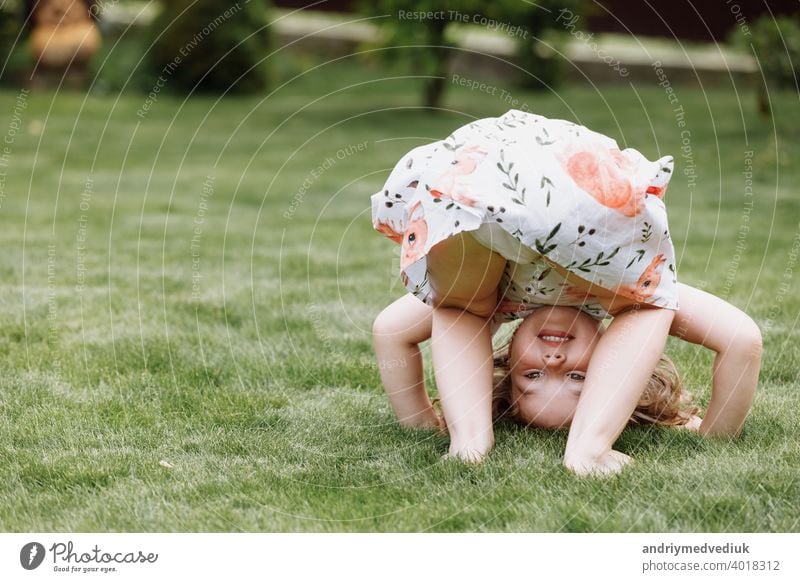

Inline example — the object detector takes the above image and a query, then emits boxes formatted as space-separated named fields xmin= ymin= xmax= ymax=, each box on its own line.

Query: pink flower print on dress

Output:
xmin=374 ymin=218 xmax=404 ymax=244
xmin=429 ymin=144 xmax=488 ymax=208
xmin=562 ymin=147 xmax=647 ymax=217
xmin=400 ymin=201 xmax=429 ymax=270
xmin=559 ymin=283 xmax=598 ymax=303
xmin=644 ymin=158 xmax=672 ymax=198
xmin=617 ymin=254 xmax=666 ymax=302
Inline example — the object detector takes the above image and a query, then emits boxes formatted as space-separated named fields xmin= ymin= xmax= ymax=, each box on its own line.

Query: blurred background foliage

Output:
xmin=0 ymin=1 xmax=797 ymax=111
xmin=731 ymin=13 xmax=800 ymax=115
xmin=357 ymin=0 xmax=585 ymax=108
xmin=1 ymin=0 xmax=273 ymax=95
xmin=147 ymin=0 xmax=271 ymax=95
xmin=0 ymin=0 xmax=28 ymax=83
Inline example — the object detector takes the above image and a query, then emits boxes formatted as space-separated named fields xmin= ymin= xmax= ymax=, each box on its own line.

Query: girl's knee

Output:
xmin=430 ymin=292 xmax=498 ymax=319
xmin=372 ymin=296 xmax=426 ymax=341
xmin=372 ymin=305 xmax=402 ymax=339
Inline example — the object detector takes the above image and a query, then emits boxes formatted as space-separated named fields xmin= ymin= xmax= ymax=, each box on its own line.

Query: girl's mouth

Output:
xmin=537 ymin=330 xmax=573 ymax=344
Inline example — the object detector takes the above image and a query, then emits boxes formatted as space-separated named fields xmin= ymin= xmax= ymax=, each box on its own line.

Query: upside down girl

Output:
xmin=370 ymin=110 xmax=761 ymax=476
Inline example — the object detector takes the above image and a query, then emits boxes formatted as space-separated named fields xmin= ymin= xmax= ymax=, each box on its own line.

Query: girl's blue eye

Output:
xmin=525 ymin=370 xmax=543 ymax=380
xmin=567 ymin=372 xmax=586 ymax=381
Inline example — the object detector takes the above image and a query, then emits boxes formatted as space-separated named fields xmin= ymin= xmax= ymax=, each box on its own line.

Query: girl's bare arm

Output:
xmin=669 ymin=283 xmax=762 ymax=437
xmin=372 ymin=294 xmax=439 ymax=428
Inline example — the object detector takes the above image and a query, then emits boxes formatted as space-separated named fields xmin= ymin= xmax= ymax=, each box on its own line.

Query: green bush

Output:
xmin=0 ymin=0 xmax=28 ymax=86
xmin=730 ymin=13 xmax=800 ymax=115
xmin=146 ymin=0 xmax=271 ymax=95
xmin=747 ymin=14 xmax=800 ymax=90
xmin=90 ymin=33 xmax=152 ymax=95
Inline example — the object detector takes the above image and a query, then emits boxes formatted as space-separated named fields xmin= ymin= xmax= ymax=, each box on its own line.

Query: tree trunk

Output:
xmin=424 ymin=71 xmax=447 ymax=110
xmin=423 ymin=18 xmax=448 ymax=110
xmin=757 ymin=82 xmax=771 ymax=118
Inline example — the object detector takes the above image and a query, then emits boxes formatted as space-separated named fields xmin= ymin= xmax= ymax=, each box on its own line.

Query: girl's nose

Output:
xmin=542 ymin=352 xmax=565 ymax=367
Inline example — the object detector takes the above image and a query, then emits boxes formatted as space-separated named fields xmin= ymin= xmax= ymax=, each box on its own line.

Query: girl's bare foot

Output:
xmin=442 ymin=436 xmax=494 ymax=463
xmin=564 ymin=449 xmax=631 ymax=477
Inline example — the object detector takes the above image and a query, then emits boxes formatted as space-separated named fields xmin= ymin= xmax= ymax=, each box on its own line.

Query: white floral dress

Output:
xmin=370 ymin=109 xmax=678 ymax=326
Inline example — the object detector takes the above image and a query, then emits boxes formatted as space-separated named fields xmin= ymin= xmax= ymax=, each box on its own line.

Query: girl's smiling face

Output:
xmin=508 ymin=307 xmax=604 ymax=428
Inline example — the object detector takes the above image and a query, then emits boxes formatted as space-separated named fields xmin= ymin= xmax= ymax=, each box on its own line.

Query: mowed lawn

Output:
xmin=0 ymin=59 xmax=798 ymax=532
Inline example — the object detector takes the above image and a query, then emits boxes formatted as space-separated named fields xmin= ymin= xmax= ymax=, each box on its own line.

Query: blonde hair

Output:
xmin=491 ymin=328 xmax=700 ymax=428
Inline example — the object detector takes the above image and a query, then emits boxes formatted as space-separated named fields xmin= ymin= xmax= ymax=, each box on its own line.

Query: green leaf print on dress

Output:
xmin=540 ymin=175 xmax=554 ymax=207
xmin=497 ymin=149 xmax=527 ymax=205
xmin=534 ymin=222 xmax=561 ymax=256
xmin=567 ymin=247 xmax=621 ymax=273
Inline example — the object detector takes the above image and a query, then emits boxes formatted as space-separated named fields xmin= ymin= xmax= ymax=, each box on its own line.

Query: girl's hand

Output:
xmin=563 ymin=449 xmax=631 ymax=477
xmin=675 ymin=415 xmax=703 ymax=432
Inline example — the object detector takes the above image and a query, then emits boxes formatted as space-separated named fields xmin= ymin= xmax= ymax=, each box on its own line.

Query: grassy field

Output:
xmin=0 ymin=57 xmax=798 ymax=532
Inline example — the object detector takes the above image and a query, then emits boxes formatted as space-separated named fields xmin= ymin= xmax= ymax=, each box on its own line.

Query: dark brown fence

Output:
xmin=584 ymin=0 xmax=799 ymax=42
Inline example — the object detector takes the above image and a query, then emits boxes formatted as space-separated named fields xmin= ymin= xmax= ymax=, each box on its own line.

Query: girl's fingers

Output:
xmin=675 ymin=415 xmax=703 ymax=432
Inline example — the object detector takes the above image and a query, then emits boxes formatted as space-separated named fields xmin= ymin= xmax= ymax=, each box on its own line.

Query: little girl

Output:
xmin=374 ymin=296 xmax=702 ymax=430
xmin=370 ymin=110 xmax=762 ymax=475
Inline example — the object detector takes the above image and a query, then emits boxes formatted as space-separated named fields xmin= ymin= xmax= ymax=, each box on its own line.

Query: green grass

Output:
xmin=0 ymin=55 xmax=798 ymax=532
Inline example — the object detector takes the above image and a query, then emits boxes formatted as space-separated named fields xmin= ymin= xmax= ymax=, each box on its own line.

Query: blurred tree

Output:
xmin=736 ymin=14 xmax=800 ymax=117
xmin=358 ymin=0 xmax=586 ymax=109
xmin=147 ymin=0 xmax=271 ymax=95
xmin=0 ymin=0 xmax=26 ymax=85
xmin=356 ymin=0 xmax=478 ymax=110
xmin=488 ymin=0 xmax=584 ymax=90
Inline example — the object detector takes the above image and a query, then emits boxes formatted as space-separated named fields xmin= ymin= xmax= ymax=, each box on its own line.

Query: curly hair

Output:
xmin=491 ymin=329 xmax=700 ymax=428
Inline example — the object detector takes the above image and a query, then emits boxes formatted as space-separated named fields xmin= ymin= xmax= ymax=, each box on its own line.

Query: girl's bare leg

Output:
xmin=564 ymin=305 xmax=676 ymax=476
xmin=426 ymin=232 xmax=507 ymax=462
xmin=372 ymin=294 xmax=439 ymax=428
xmin=431 ymin=308 xmax=496 ymax=461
